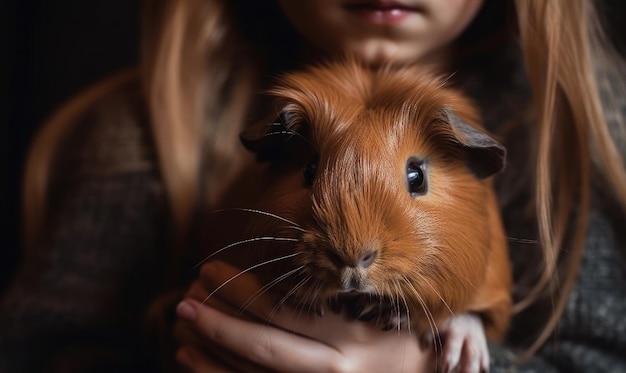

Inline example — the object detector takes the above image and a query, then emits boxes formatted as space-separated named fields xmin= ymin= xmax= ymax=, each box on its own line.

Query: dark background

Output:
xmin=4 ymin=1 xmax=141 ymax=291
xmin=4 ymin=1 xmax=626 ymax=293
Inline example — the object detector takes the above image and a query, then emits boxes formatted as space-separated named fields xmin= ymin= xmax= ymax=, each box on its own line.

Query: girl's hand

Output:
xmin=173 ymin=261 xmax=433 ymax=373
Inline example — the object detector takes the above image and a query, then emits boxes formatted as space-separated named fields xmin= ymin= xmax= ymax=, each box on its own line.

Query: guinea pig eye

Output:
xmin=304 ymin=157 xmax=319 ymax=186
xmin=406 ymin=158 xmax=427 ymax=196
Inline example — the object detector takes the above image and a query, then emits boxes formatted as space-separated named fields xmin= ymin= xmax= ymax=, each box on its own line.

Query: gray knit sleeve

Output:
xmin=488 ymin=211 xmax=626 ymax=372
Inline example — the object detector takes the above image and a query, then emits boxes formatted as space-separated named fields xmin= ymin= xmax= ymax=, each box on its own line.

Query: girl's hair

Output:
xmin=514 ymin=0 xmax=626 ymax=354
xmin=141 ymin=0 xmax=300 ymax=239
xmin=22 ymin=0 xmax=626 ymax=356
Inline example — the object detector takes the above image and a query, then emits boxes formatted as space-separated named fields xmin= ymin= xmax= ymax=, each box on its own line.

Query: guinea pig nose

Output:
xmin=326 ymin=249 xmax=378 ymax=268
xmin=357 ymin=250 xmax=378 ymax=268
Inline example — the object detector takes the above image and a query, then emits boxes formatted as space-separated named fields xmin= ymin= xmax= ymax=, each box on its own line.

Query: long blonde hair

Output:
xmin=23 ymin=0 xmax=626 ymax=355
xmin=514 ymin=0 xmax=626 ymax=354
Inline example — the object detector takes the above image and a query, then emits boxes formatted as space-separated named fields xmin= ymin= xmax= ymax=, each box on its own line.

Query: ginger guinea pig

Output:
xmin=203 ymin=61 xmax=512 ymax=372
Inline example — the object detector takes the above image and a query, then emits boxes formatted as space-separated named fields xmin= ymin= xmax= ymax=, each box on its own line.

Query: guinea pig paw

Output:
xmin=438 ymin=313 xmax=489 ymax=373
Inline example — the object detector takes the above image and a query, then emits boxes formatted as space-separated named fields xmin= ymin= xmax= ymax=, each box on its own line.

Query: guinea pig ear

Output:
xmin=240 ymin=111 xmax=298 ymax=161
xmin=445 ymin=110 xmax=507 ymax=179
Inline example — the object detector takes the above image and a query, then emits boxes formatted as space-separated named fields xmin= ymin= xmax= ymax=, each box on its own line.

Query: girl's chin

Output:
xmin=338 ymin=40 xmax=451 ymax=68
xmin=343 ymin=42 xmax=429 ymax=66
xmin=306 ymin=37 xmax=447 ymax=68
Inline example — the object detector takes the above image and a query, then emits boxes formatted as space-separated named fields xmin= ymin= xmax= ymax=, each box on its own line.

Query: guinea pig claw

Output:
xmin=438 ymin=313 xmax=489 ymax=373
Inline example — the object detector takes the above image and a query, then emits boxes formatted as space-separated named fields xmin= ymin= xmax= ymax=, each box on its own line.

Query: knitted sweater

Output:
xmin=1 ymin=69 xmax=624 ymax=372
xmin=0 ymin=81 xmax=169 ymax=372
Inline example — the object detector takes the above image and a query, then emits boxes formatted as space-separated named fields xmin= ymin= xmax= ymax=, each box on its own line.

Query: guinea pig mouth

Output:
xmin=339 ymin=278 xmax=370 ymax=292
xmin=337 ymin=267 xmax=374 ymax=293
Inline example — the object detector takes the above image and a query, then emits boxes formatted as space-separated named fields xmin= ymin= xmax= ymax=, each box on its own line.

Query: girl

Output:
xmin=2 ymin=0 xmax=625 ymax=371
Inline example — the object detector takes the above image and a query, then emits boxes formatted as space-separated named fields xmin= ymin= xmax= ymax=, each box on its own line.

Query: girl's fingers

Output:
xmin=197 ymin=261 xmax=276 ymax=314
xmin=174 ymin=319 xmax=277 ymax=373
xmin=178 ymin=298 xmax=346 ymax=373
xmin=185 ymin=280 xmax=248 ymax=318
xmin=195 ymin=261 xmax=344 ymax=338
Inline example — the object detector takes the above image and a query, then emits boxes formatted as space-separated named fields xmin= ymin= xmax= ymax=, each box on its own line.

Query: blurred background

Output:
xmin=4 ymin=1 xmax=140 ymax=292
xmin=4 ymin=1 xmax=626 ymax=294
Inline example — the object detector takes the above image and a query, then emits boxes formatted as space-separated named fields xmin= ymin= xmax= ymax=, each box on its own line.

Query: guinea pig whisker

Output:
xmin=193 ymin=236 xmax=299 ymax=270
xmin=402 ymin=276 xmax=443 ymax=357
xmin=295 ymin=287 xmax=316 ymax=324
xmin=279 ymin=225 xmax=308 ymax=233
xmin=202 ymin=252 xmax=302 ymax=305
xmin=394 ymin=279 xmax=412 ymax=335
xmin=267 ymin=275 xmax=312 ymax=325
xmin=389 ymin=281 xmax=401 ymax=332
xmin=311 ymin=278 xmax=323 ymax=305
xmin=236 ymin=265 xmax=305 ymax=316
xmin=313 ymin=278 xmax=329 ymax=316
xmin=419 ymin=274 xmax=455 ymax=318
xmin=403 ymin=299 xmax=411 ymax=335
xmin=212 ymin=207 xmax=304 ymax=231
xmin=277 ymin=275 xmax=310 ymax=312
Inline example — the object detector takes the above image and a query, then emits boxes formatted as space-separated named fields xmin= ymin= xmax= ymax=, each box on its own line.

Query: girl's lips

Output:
xmin=344 ymin=1 xmax=423 ymax=25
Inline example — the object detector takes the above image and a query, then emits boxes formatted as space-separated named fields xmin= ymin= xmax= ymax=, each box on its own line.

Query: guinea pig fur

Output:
xmin=202 ymin=61 xmax=512 ymax=346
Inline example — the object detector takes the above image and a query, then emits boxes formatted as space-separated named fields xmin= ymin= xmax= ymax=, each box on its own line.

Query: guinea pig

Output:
xmin=200 ymin=61 xmax=512 ymax=372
